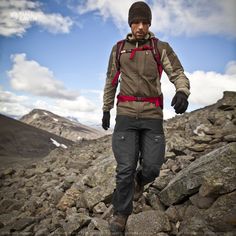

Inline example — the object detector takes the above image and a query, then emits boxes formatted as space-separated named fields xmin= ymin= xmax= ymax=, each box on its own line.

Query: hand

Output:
xmin=102 ymin=111 xmax=110 ymax=130
xmin=171 ymin=92 xmax=188 ymax=114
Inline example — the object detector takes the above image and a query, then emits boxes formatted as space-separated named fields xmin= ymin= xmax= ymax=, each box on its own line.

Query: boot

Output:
xmin=133 ymin=175 xmax=144 ymax=201
xmin=109 ymin=213 xmax=128 ymax=235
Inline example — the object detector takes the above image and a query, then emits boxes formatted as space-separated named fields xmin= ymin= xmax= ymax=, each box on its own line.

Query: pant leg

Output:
xmin=137 ymin=119 xmax=165 ymax=186
xmin=112 ymin=116 xmax=139 ymax=215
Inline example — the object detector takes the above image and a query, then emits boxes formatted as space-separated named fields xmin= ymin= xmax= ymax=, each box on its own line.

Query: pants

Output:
xmin=112 ymin=115 xmax=165 ymax=215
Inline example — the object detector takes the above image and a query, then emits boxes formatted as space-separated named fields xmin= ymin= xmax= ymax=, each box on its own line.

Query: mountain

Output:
xmin=20 ymin=109 xmax=107 ymax=142
xmin=0 ymin=114 xmax=73 ymax=167
xmin=0 ymin=91 xmax=235 ymax=235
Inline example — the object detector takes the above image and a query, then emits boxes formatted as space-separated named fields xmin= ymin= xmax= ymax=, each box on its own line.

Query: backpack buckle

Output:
xmin=136 ymin=97 xmax=143 ymax=101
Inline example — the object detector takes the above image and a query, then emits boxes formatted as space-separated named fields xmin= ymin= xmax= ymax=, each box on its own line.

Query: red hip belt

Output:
xmin=117 ymin=94 xmax=163 ymax=108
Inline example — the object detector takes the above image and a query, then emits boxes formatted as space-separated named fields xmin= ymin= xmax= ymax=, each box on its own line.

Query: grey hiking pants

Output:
xmin=112 ymin=115 xmax=165 ymax=215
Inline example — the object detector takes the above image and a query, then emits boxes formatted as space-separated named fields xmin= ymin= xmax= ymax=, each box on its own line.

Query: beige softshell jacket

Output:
xmin=103 ymin=32 xmax=190 ymax=119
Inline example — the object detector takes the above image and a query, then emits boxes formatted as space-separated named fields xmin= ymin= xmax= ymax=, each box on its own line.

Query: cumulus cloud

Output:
xmin=187 ymin=62 xmax=236 ymax=106
xmin=56 ymin=96 xmax=96 ymax=112
xmin=0 ymin=84 xmax=100 ymax=124
xmin=7 ymin=53 xmax=78 ymax=100
xmin=162 ymin=61 xmax=236 ymax=108
xmin=75 ymin=0 xmax=236 ymax=38
xmin=0 ymin=0 xmax=73 ymax=37
xmin=0 ymin=87 xmax=31 ymax=117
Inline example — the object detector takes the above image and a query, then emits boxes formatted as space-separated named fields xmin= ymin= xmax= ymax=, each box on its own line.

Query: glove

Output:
xmin=171 ymin=92 xmax=188 ymax=114
xmin=102 ymin=111 xmax=110 ymax=130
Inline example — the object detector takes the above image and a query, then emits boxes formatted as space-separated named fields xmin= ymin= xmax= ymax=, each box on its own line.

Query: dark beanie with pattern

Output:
xmin=128 ymin=1 xmax=152 ymax=26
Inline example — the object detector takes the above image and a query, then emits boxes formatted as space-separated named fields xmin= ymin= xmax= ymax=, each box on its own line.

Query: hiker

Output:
xmin=102 ymin=1 xmax=190 ymax=234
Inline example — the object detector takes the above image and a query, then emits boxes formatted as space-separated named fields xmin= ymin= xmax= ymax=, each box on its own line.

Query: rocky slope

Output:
xmin=0 ymin=114 xmax=73 ymax=167
xmin=0 ymin=91 xmax=235 ymax=235
xmin=20 ymin=109 xmax=107 ymax=142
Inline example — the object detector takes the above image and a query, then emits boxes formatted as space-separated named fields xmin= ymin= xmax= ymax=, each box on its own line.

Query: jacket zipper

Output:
xmin=135 ymin=41 xmax=140 ymax=119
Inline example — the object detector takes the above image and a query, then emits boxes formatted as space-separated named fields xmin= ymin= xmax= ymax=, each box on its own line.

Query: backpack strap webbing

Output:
xmin=112 ymin=39 xmax=126 ymax=87
xmin=150 ymin=37 xmax=163 ymax=78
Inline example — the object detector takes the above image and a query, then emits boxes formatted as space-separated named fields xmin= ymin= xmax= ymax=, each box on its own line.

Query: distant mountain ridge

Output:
xmin=0 ymin=114 xmax=73 ymax=166
xmin=20 ymin=109 xmax=106 ymax=142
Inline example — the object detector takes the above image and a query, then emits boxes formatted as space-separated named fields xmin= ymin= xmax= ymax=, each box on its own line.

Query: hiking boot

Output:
xmin=109 ymin=213 xmax=128 ymax=235
xmin=134 ymin=176 xmax=144 ymax=201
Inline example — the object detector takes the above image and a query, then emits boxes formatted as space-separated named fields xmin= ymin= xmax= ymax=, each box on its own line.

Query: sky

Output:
xmin=0 ymin=0 xmax=236 ymax=127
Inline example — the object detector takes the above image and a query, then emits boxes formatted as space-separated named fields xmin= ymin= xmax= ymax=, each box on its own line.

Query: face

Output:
xmin=131 ymin=21 xmax=150 ymax=40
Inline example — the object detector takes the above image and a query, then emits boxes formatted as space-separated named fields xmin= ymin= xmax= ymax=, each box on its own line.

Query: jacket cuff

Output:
xmin=176 ymin=88 xmax=190 ymax=97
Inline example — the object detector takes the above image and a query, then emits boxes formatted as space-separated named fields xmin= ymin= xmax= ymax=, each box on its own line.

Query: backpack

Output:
xmin=111 ymin=37 xmax=163 ymax=87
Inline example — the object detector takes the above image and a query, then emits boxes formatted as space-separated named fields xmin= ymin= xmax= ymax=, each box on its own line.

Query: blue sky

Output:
xmin=0 ymin=0 xmax=236 ymax=127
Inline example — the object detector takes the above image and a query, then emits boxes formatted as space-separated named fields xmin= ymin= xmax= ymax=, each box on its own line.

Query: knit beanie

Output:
xmin=128 ymin=1 xmax=152 ymax=26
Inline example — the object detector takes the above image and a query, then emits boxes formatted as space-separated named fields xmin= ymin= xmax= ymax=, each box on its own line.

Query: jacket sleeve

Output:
xmin=161 ymin=42 xmax=190 ymax=97
xmin=102 ymin=45 xmax=118 ymax=111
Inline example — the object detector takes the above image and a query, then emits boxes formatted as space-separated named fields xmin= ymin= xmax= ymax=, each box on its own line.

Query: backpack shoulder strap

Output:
xmin=115 ymin=39 xmax=126 ymax=71
xmin=111 ymin=39 xmax=126 ymax=87
xmin=150 ymin=37 xmax=163 ymax=79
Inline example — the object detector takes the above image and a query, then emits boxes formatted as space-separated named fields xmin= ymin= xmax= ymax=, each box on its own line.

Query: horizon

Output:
xmin=0 ymin=0 xmax=236 ymax=127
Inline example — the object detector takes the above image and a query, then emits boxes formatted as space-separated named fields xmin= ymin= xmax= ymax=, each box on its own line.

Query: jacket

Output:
xmin=103 ymin=32 xmax=190 ymax=119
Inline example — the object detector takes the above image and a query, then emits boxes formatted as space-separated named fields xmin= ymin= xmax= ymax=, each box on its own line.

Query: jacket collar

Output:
xmin=126 ymin=31 xmax=155 ymax=45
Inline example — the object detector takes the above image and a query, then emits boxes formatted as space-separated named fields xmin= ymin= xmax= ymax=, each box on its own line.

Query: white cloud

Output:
xmin=0 ymin=87 xmax=31 ymax=118
xmin=0 ymin=86 xmax=101 ymax=125
xmin=0 ymin=0 xmax=73 ymax=37
xmin=162 ymin=61 xmax=236 ymax=108
xmin=33 ymin=96 xmax=101 ymax=124
xmin=7 ymin=53 xmax=78 ymax=100
xmin=187 ymin=63 xmax=236 ymax=106
xmin=226 ymin=61 xmax=236 ymax=75
xmin=75 ymin=0 xmax=236 ymax=38
xmin=56 ymin=96 xmax=96 ymax=112
xmin=0 ymin=87 xmax=28 ymax=103
xmin=151 ymin=0 xmax=236 ymax=37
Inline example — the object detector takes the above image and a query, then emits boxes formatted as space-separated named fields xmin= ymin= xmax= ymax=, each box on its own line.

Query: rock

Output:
xmin=165 ymin=206 xmax=180 ymax=223
xmin=87 ymin=217 xmax=110 ymax=235
xmin=93 ymin=202 xmax=108 ymax=214
xmin=152 ymin=171 xmax=175 ymax=191
xmin=187 ymin=143 xmax=209 ymax=152
xmin=126 ymin=210 xmax=171 ymax=235
xmin=2 ymin=168 xmax=16 ymax=176
xmin=0 ymin=211 xmax=19 ymax=226
xmin=35 ymin=228 xmax=50 ymax=236
xmin=145 ymin=191 xmax=165 ymax=211
xmin=82 ymin=157 xmax=116 ymax=209
xmin=11 ymin=217 xmax=37 ymax=231
xmin=222 ymin=121 xmax=236 ymax=136
xmin=189 ymin=193 xmax=215 ymax=209
xmin=192 ymin=136 xmax=212 ymax=144
xmin=0 ymin=199 xmax=19 ymax=213
xmin=199 ymin=165 xmax=236 ymax=197
xmin=49 ymin=227 xmax=66 ymax=236
xmin=193 ymin=124 xmax=210 ymax=136
xmin=178 ymin=191 xmax=236 ymax=234
xmin=178 ymin=211 xmax=216 ymax=235
xmin=166 ymin=133 xmax=191 ymax=155
xmin=177 ymin=155 xmax=195 ymax=169
xmin=62 ymin=213 xmax=91 ymax=235
xmin=57 ymin=185 xmax=82 ymax=211
xmin=165 ymin=152 xmax=176 ymax=159
xmin=224 ymin=134 xmax=236 ymax=142
xmin=159 ymin=143 xmax=236 ymax=206
xmin=204 ymin=191 xmax=236 ymax=232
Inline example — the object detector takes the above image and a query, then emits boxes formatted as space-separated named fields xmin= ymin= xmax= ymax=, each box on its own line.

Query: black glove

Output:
xmin=102 ymin=111 xmax=110 ymax=130
xmin=171 ymin=92 xmax=188 ymax=114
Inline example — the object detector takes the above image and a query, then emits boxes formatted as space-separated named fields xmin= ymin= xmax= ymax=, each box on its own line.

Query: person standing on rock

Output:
xmin=102 ymin=1 xmax=190 ymax=234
